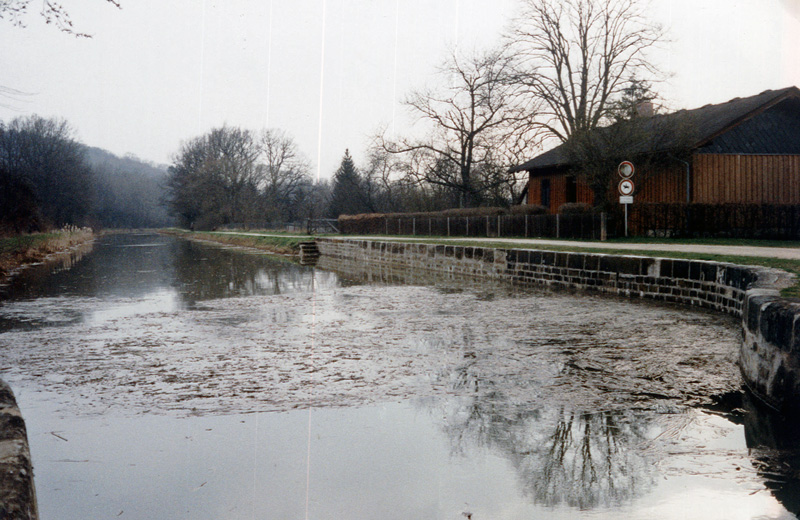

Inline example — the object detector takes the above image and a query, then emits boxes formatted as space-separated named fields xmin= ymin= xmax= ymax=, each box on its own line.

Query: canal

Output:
xmin=0 ymin=232 xmax=798 ymax=519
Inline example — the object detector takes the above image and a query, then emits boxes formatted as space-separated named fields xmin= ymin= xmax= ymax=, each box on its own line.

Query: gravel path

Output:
xmin=213 ymin=231 xmax=800 ymax=260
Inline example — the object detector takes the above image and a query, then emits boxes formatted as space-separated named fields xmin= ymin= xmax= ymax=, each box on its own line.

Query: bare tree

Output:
xmin=563 ymin=79 xmax=698 ymax=209
xmin=167 ymin=126 xmax=260 ymax=229
xmin=506 ymin=0 xmax=664 ymax=142
xmin=0 ymin=0 xmax=120 ymax=36
xmin=256 ymin=129 xmax=311 ymax=222
xmin=384 ymin=49 xmax=538 ymax=208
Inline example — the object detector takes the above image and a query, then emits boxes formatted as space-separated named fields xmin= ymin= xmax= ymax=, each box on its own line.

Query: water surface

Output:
xmin=1 ymin=232 xmax=798 ymax=519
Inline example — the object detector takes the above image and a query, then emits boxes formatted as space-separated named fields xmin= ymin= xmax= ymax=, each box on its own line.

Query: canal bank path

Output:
xmin=212 ymin=231 xmax=800 ymax=260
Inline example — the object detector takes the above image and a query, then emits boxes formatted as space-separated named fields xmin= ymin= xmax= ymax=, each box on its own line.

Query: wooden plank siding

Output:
xmin=527 ymin=175 xmax=593 ymax=212
xmin=635 ymin=164 xmax=685 ymax=203
xmin=692 ymin=154 xmax=800 ymax=203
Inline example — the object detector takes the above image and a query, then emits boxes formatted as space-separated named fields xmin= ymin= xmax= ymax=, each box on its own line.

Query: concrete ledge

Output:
xmin=0 ymin=380 xmax=37 ymax=519
xmin=318 ymin=237 xmax=800 ymax=411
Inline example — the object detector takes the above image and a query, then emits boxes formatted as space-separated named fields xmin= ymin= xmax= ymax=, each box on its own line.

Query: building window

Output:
xmin=566 ymin=175 xmax=577 ymax=203
xmin=541 ymin=178 xmax=550 ymax=209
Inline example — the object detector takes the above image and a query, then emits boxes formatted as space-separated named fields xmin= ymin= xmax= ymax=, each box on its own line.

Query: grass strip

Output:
xmin=160 ymin=229 xmax=307 ymax=255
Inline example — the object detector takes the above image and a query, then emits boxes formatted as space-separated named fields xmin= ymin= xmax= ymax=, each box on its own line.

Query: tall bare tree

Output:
xmin=167 ymin=126 xmax=260 ymax=229
xmin=383 ymin=49 xmax=538 ymax=208
xmin=256 ymin=129 xmax=311 ymax=222
xmin=506 ymin=0 xmax=663 ymax=142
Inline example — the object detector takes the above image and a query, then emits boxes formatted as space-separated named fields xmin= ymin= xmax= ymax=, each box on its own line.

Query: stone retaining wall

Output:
xmin=317 ymin=237 xmax=800 ymax=411
xmin=0 ymin=380 xmax=38 ymax=519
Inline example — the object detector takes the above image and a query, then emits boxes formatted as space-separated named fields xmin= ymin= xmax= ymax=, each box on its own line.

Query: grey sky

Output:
xmin=1 ymin=0 xmax=798 ymax=179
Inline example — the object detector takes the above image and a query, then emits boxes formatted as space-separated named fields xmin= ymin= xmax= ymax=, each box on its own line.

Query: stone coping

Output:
xmin=0 ymin=379 xmax=38 ymax=520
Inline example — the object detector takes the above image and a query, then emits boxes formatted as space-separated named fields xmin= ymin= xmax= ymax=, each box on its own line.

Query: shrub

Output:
xmin=509 ymin=204 xmax=548 ymax=215
xmin=558 ymin=203 xmax=591 ymax=214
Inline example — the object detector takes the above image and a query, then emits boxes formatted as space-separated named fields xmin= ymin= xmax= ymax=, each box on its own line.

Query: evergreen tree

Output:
xmin=328 ymin=149 xmax=368 ymax=218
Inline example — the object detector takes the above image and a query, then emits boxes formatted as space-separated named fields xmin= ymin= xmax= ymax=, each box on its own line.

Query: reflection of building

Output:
xmin=511 ymin=87 xmax=800 ymax=212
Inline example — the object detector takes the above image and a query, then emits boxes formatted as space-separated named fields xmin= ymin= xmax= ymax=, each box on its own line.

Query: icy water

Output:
xmin=1 ymin=233 xmax=799 ymax=520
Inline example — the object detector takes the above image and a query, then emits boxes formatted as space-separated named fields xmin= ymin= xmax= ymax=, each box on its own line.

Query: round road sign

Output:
xmin=618 ymin=179 xmax=635 ymax=196
xmin=618 ymin=161 xmax=635 ymax=178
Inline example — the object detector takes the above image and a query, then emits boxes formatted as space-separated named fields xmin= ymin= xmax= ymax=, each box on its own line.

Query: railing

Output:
xmin=341 ymin=213 xmax=608 ymax=240
xmin=307 ymin=219 xmax=340 ymax=234
xmin=217 ymin=222 xmax=307 ymax=232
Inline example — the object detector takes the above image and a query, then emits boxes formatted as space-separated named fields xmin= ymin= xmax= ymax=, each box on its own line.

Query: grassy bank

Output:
xmin=161 ymin=229 xmax=308 ymax=256
xmin=0 ymin=227 xmax=94 ymax=282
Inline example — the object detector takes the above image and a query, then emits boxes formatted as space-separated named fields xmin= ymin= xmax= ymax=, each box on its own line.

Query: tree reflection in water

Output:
xmin=170 ymin=238 xmax=336 ymax=306
xmin=431 ymin=385 xmax=654 ymax=509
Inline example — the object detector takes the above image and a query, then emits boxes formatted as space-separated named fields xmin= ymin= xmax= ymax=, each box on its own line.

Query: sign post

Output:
xmin=618 ymin=161 xmax=635 ymax=237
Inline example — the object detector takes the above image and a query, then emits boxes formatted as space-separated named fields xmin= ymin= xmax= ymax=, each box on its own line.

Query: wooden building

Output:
xmin=511 ymin=86 xmax=800 ymax=212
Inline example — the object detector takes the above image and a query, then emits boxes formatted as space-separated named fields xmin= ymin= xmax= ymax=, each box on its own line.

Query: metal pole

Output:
xmin=497 ymin=215 xmax=501 ymax=237
xmin=601 ymin=212 xmax=607 ymax=241
xmin=525 ymin=214 xmax=529 ymax=237
xmin=413 ymin=217 xmax=416 ymax=236
xmin=625 ymin=204 xmax=629 ymax=237
xmin=447 ymin=217 xmax=451 ymax=237
xmin=556 ymin=214 xmax=560 ymax=238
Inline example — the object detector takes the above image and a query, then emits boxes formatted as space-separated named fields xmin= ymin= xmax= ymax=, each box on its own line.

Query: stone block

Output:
xmin=671 ymin=260 xmax=690 ymax=279
xmin=761 ymin=300 xmax=800 ymax=350
xmin=746 ymin=295 xmax=777 ymax=334
xmin=659 ymin=259 xmax=673 ymax=278
xmin=568 ymin=254 xmax=585 ymax=270
xmin=598 ymin=256 xmax=617 ymax=273
xmin=584 ymin=255 xmax=600 ymax=271
xmin=725 ymin=266 xmax=744 ymax=289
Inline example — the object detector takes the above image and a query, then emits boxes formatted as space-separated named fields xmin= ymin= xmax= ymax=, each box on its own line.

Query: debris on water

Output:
xmin=50 ymin=431 xmax=68 ymax=442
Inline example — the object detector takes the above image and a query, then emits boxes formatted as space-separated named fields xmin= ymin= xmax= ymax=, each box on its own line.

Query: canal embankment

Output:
xmin=0 ymin=227 xmax=94 ymax=288
xmin=316 ymin=237 xmax=800 ymax=412
xmin=159 ymin=229 xmax=307 ymax=257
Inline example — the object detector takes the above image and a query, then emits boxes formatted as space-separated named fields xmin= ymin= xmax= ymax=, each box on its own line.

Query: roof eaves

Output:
xmin=693 ymin=86 xmax=800 ymax=149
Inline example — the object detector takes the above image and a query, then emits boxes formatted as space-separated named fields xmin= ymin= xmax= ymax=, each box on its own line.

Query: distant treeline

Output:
xmin=0 ymin=115 xmax=173 ymax=235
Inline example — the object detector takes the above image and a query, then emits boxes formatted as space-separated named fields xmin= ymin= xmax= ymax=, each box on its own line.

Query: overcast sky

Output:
xmin=1 ymin=0 xmax=799 ymax=179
